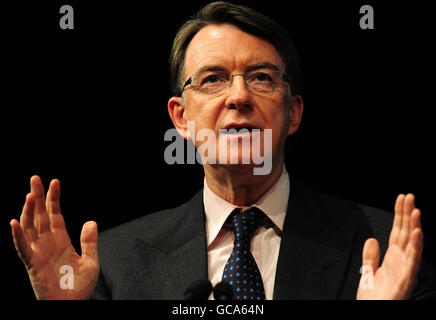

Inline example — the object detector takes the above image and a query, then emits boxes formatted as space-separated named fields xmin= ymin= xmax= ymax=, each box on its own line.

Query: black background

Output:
xmin=2 ymin=0 xmax=435 ymax=300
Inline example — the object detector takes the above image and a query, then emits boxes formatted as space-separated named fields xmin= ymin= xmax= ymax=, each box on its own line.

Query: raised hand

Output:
xmin=10 ymin=176 xmax=99 ymax=300
xmin=357 ymin=194 xmax=423 ymax=300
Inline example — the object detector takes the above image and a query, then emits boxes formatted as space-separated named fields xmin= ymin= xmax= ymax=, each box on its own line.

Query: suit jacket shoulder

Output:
xmin=273 ymin=181 xmax=436 ymax=299
xmin=315 ymin=187 xmax=436 ymax=299
xmin=92 ymin=190 xmax=208 ymax=299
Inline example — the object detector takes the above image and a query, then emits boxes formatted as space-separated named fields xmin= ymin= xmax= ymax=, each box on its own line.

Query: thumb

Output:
xmin=361 ymin=238 xmax=380 ymax=275
xmin=80 ymin=221 xmax=98 ymax=261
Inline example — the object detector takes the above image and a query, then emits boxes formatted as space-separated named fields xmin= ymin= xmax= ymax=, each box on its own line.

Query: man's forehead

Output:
xmin=184 ymin=24 xmax=284 ymax=74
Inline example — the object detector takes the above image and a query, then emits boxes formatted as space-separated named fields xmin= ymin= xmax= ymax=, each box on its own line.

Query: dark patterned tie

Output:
xmin=222 ymin=207 xmax=266 ymax=300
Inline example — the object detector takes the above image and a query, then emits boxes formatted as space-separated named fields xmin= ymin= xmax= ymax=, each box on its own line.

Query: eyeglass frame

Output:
xmin=181 ymin=68 xmax=290 ymax=96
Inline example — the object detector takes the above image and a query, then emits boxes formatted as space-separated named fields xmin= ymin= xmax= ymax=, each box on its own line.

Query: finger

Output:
xmin=20 ymin=193 xmax=38 ymax=242
xmin=398 ymin=193 xmax=415 ymax=249
xmin=46 ymin=179 xmax=61 ymax=214
xmin=389 ymin=194 xmax=405 ymax=245
xmin=361 ymin=238 xmax=380 ymax=275
xmin=409 ymin=208 xmax=421 ymax=232
xmin=404 ymin=208 xmax=422 ymax=259
xmin=405 ymin=228 xmax=423 ymax=286
xmin=30 ymin=175 xmax=50 ymax=235
xmin=10 ymin=219 xmax=33 ymax=269
xmin=46 ymin=179 xmax=66 ymax=230
xmin=80 ymin=221 xmax=99 ymax=262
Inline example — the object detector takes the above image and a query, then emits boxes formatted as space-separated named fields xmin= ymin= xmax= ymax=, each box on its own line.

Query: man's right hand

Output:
xmin=10 ymin=176 xmax=99 ymax=300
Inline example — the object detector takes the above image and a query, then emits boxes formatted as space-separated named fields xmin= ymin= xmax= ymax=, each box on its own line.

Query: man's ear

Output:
xmin=168 ymin=96 xmax=189 ymax=139
xmin=287 ymin=94 xmax=304 ymax=136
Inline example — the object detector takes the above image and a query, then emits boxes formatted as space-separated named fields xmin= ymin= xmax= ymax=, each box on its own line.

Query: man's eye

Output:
xmin=202 ymin=75 xmax=221 ymax=84
xmin=253 ymin=73 xmax=273 ymax=82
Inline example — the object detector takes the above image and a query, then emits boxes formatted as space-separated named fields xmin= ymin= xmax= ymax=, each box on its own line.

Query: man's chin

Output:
xmin=206 ymin=161 xmax=273 ymax=177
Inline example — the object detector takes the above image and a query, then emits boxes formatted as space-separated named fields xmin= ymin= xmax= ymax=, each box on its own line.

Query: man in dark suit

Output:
xmin=89 ymin=179 xmax=436 ymax=299
xmin=10 ymin=1 xmax=436 ymax=300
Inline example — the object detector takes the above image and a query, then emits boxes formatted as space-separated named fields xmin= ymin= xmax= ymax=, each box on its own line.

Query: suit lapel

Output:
xmin=133 ymin=190 xmax=208 ymax=299
xmin=273 ymin=181 xmax=357 ymax=299
xmin=164 ymin=223 xmax=208 ymax=296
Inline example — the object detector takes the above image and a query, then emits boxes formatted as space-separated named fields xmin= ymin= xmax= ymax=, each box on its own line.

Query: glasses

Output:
xmin=181 ymin=69 xmax=290 ymax=97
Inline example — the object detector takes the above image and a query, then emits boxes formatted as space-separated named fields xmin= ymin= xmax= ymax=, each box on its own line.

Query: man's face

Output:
xmin=170 ymin=23 xmax=303 ymax=173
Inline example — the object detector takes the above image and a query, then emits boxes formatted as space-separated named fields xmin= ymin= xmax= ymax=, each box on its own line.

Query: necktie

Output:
xmin=222 ymin=207 xmax=266 ymax=300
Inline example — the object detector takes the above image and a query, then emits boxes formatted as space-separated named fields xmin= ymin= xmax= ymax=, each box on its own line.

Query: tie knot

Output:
xmin=230 ymin=207 xmax=265 ymax=242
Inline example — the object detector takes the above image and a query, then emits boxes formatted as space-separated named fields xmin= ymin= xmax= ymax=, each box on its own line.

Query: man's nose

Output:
xmin=225 ymin=74 xmax=252 ymax=110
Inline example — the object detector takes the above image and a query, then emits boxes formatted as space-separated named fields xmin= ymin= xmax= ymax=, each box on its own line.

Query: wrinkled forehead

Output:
xmin=184 ymin=24 xmax=285 ymax=78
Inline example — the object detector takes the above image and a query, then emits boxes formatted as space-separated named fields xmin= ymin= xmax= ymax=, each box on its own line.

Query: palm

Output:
xmin=10 ymin=176 xmax=99 ymax=300
xmin=357 ymin=194 xmax=422 ymax=300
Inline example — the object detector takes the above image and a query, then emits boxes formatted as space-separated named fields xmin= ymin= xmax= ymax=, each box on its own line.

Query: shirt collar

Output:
xmin=203 ymin=165 xmax=290 ymax=247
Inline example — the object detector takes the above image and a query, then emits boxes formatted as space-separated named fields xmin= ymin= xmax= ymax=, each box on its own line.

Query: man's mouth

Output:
xmin=222 ymin=124 xmax=261 ymax=134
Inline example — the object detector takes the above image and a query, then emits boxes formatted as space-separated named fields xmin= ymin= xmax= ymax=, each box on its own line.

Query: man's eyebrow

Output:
xmin=194 ymin=64 xmax=227 ymax=76
xmin=193 ymin=62 xmax=281 ymax=76
xmin=246 ymin=62 xmax=280 ymax=73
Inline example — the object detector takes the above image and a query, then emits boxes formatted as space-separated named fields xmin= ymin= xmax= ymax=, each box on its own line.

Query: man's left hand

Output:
xmin=356 ymin=194 xmax=423 ymax=300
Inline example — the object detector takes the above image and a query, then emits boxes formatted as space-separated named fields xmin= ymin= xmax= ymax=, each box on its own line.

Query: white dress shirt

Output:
xmin=203 ymin=165 xmax=290 ymax=300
